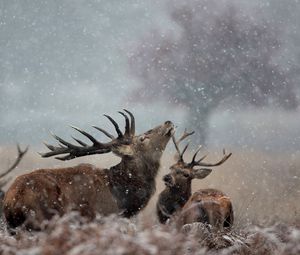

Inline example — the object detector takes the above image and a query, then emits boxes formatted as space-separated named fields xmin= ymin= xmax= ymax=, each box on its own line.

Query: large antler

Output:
xmin=0 ymin=144 xmax=29 ymax=179
xmin=40 ymin=109 xmax=135 ymax=161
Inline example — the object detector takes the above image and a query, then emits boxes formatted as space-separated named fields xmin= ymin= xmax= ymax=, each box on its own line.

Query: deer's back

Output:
xmin=3 ymin=163 xmax=119 ymax=229
xmin=178 ymin=189 xmax=234 ymax=229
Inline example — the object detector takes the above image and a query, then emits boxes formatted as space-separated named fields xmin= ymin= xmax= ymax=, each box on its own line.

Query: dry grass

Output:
xmin=0 ymin=212 xmax=299 ymax=255
xmin=0 ymin=145 xmax=299 ymax=254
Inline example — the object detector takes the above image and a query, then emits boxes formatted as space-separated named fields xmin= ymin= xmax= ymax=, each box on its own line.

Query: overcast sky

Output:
xmin=1 ymin=0 xmax=300 ymax=152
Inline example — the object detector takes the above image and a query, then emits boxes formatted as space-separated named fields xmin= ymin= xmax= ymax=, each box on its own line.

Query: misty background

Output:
xmin=1 ymin=0 xmax=300 ymax=153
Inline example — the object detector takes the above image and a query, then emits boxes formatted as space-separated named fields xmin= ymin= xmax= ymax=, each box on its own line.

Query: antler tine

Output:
xmin=196 ymin=154 xmax=208 ymax=163
xmin=0 ymin=144 xmax=29 ymax=179
xmin=123 ymin=109 xmax=135 ymax=136
xmin=43 ymin=142 xmax=55 ymax=151
xmin=92 ymin=126 xmax=115 ymax=140
xmin=191 ymin=145 xmax=203 ymax=163
xmin=51 ymin=132 xmax=79 ymax=149
xmin=177 ymin=129 xmax=195 ymax=143
xmin=191 ymin=149 xmax=232 ymax=167
xmin=104 ymin=114 xmax=123 ymax=138
xmin=70 ymin=126 xmax=100 ymax=145
xmin=118 ymin=111 xmax=130 ymax=136
xmin=180 ymin=143 xmax=189 ymax=161
xmin=172 ymin=129 xmax=194 ymax=162
xmin=172 ymin=135 xmax=181 ymax=160
xmin=55 ymin=155 xmax=77 ymax=161
xmin=71 ymin=136 xmax=88 ymax=147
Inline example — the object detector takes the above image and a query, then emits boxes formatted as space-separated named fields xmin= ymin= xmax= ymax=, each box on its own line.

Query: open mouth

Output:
xmin=164 ymin=126 xmax=175 ymax=137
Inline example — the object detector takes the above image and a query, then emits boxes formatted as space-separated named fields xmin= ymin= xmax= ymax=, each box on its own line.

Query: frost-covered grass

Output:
xmin=1 ymin=146 xmax=299 ymax=225
xmin=0 ymin=212 xmax=299 ymax=255
xmin=0 ymin=146 xmax=299 ymax=254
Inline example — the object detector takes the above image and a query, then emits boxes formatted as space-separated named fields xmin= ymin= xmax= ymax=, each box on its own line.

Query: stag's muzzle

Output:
xmin=163 ymin=121 xmax=175 ymax=137
xmin=163 ymin=174 xmax=174 ymax=187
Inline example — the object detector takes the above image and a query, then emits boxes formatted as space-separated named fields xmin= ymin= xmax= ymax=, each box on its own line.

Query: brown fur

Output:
xmin=157 ymin=136 xmax=233 ymax=230
xmin=177 ymin=189 xmax=234 ymax=229
xmin=4 ymin=164 xmax=118 ymax=230
xmin=3 ymin=120 xmax=174 ymax=230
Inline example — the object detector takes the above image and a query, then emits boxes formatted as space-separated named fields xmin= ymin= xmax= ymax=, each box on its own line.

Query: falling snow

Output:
xmin=0 ymin=0 xmax=300 ymax=254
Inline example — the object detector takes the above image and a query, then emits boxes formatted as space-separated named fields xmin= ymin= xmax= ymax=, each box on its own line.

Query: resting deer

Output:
xmin=157 ymin=130 xmax=233 ymax=230
xmin=0 ymin=145 xmax=28 ymax=207
xmin=3 ymin=110 xmax=174 ymax=230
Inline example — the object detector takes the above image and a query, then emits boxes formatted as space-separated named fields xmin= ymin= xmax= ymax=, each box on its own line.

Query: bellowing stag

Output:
xmin=3 ymin=110 xmax=174 ymax=230
xmin=157 ymin=130 xmax=233 ymax=230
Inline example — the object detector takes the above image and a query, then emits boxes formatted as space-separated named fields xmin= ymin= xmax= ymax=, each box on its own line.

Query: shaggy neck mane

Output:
xmin=119 ymin=154 xmax=161 ymax=179
xmin=105 ymin=155 xmax=161 ymax=217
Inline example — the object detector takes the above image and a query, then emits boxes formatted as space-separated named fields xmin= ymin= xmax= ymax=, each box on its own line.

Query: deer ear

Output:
xmin=113 ymin=145 xmax=134 ymax=157
xmin=192 ymin=168 xmax=212 ymax=179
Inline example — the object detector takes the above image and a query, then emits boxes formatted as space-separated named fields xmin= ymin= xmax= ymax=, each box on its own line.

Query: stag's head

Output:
xmin=130 ymin=120 xmax=174 ymax=161
xmin=41 ymin=110 xmax=174 ymax=163
xmin=163 ymin=130 xmax=232 ymax=191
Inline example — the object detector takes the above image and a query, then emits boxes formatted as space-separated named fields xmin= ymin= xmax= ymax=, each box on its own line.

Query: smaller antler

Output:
xmin=172 ymin=129 xmax=195 ymax=162
xmin=189 ymin=148 xmax=232 ymax=168
xmin=0 ymin=144 xmax=29 ymax=179
xmin=172 ymin=130 xmax=232 ymax=168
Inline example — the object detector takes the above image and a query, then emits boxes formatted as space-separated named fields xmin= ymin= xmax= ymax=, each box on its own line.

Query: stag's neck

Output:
xmin=117 ymin=156 xmax=160 ymax=180
xmin=170 ymin=185 xmax=192 ymax=206
xmin=157 ymin=185 xmax=191 ymax=224
xmin=106 ymin=156 xmax=161 ymax=217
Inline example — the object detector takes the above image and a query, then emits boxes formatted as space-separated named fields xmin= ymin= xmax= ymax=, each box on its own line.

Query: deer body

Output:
xmin=3 ymin=110 xmax=174 ymax=230
xmin=4 ymin=164 xmax=116 ymax=229
xmin=177 ymin=189 xmax=234 ymax=229
xmin=157 ymin=130 xmax=233 ymax=230
xmin=158 ymin=185 xmax=233 ymax=229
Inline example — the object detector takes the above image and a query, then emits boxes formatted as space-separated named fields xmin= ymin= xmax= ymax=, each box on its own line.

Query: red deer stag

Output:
xmin=157 ymin=130 xmax=233 ymax=230
xmin=4 ymin=110 xmax=174 ymax=230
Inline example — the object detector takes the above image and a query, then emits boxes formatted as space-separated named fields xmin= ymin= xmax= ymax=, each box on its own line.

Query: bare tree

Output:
xmin=129 ymin=0 xmax=298 ymax=144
